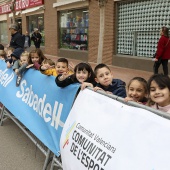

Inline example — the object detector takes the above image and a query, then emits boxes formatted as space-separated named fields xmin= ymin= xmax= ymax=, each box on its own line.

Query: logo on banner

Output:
xmin=64 ymin=122 xmax=117 ymax=169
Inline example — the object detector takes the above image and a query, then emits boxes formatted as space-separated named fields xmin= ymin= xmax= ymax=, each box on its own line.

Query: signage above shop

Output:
xmin=0 ymin=0 xmax=44 ymax=14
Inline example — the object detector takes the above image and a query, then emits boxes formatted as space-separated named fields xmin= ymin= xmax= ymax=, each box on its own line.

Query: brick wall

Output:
xmin=88 ymin=0 xmax=114 ymax=65
xmin=44 ymin=0 xmax=58 ymax=57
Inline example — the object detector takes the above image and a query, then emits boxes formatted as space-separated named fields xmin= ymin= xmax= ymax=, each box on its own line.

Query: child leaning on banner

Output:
xmin=40 ymin=58 xmax=57 ymax=76
xmin=146 ymin=74 xmax=170 ymax=113
xmin=124 ymin=77 xmax=148 ymax=104
xmin=55 ymin=62 xmax=96 ymax=90
xmin=93 ymin=63 xmax=126 ymax=98
xmin=26 ymin=48 xmax=46 ymax=70
xmin=56 ymin=57 xmax=74 ymax=76
xmin=13 ymin=51 xmax=29 ymax=86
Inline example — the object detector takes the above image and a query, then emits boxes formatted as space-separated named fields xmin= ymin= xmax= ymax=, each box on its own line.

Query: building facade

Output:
xmin=0 ymin=0 xmax=170 ymax=72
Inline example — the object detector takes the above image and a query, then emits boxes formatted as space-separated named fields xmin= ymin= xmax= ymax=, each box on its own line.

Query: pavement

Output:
xmin=0 ymin=56 xmax=153 ymax=170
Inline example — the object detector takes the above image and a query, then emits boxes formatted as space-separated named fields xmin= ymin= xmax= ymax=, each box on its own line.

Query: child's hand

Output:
xmin=6 ymin=61 xmax=11 ymax=68
xmin=81 ymin=82 xmax=93 ymax=90
xmin=58 ymin=72 xmax=69 ymax=81
xmin=15 ymin=69 xmax=19 ymax=75
xmin=124 ymin=97 xmax=134 ymax=102
xmin=93 ymin=87 xmax=105 ymax=92
xmin=26 ymin=64 xmax=34 ymax=68
xmin=106 ymin=91 xmax=113 ymax=95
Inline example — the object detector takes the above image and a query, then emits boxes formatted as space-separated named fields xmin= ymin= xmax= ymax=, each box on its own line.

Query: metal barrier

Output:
xmin=1 ymin=87 xmax=170 ymax=170
xmin=49 ymin=88 xmax=170 ymax=169
xmin=0 ymin=103 xmax=60 ymax=170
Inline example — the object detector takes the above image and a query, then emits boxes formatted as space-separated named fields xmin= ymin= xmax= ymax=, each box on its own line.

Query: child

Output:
xmin=147 ymin=74 xmax=170 ymax=113
xmin=56 ymin=58 xmax=73 ymax=75
xmin=13 ymin=51 xmax=29 ymax=86
xmin=40 ymin=58 xmax=57 ymax=76
xmin=55 ymin=62 xmax=96 ymax=90
xmin=26 ymin=49 xmax=46 ymax=70
xmin=124 ymin=77 xmax=148 ymax=104
xmin=0 ymin=50 xmax=6 ymax=60
xmin=94 ymin=63 xmax=126 ymax=98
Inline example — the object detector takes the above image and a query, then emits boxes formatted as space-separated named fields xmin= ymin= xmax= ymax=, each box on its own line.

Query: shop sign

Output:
xmin=0 ymin=0 xmax=44 ymax=14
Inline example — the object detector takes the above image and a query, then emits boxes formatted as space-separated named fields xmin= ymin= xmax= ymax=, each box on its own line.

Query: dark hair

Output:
xmin=94 ymin=63 xmax=111 ymax=76
xmin=28 ymin=48 xmax=46 ymax=64
xmin=147 ymin=74 xmax=170 ymax=94
xmin=162 ymin=26 xmax=169 ymax=37
xmin=128 ymin=77 xmax=148 ymax=94
xmin=57 ymin=58 xmax=68 ymax=67
xmin=0 ymin=44 xmax=4 ymax=50
xmin=73 ymin=62 xmax=95 ymax=83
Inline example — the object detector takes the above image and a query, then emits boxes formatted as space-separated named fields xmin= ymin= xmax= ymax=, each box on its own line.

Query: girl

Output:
xmin=124 ymin=77 xmax=148 ymax=104
xmin=26 ymin=49 xmax=46 ymax=70
xmin=147 ymin=74 xmax=170 ymax=113
xmin=55 ymin=62 xmax=96 ymax=90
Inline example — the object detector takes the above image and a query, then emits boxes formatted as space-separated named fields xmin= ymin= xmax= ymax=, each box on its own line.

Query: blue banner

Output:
xmin=0 ymin=60 xmax=80 ymax=156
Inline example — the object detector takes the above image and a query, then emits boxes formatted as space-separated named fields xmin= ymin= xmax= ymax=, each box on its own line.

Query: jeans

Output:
xmin=153 ymin=59 xmax=168 ymax=76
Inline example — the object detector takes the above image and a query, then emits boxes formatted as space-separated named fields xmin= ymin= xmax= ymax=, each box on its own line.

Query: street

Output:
xmin=0 ymin=118 xmax=47 ymax=170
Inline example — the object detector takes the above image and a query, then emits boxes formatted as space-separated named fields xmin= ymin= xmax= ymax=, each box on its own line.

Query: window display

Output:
xmin=60 ymin=9 xmax=88 ymax=51
xmin=0 ymin=21 xmax=8 ymax=44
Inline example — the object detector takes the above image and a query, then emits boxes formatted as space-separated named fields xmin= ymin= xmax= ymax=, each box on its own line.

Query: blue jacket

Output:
xmin=96 ymin=79 xmax=126 ymax=98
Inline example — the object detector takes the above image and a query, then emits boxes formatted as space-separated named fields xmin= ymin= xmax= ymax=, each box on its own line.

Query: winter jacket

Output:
xmin=96 ymin=79 xmax=126 ymax=98
xmin=10 ymin=32 xmax=25 ymax=49
xmin=156 ymin=35 xmax=170 ymax=60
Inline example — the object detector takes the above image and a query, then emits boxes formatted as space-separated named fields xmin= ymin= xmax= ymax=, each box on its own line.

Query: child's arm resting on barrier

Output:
xmin=81 ymin=82 xmax=93 ymax=90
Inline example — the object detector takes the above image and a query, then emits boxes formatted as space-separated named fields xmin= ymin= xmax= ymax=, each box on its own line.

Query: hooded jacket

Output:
xmin=96 ymin=79 xmax=126 ymax=98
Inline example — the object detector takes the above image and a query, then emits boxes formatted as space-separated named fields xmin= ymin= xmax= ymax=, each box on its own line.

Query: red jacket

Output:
xmin=156 ymin=35 xmax=170 ymax=60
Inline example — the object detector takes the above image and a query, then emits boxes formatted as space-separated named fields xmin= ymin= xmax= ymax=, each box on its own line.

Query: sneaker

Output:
xmin=16 ymin=75 xmax=22 ymax=87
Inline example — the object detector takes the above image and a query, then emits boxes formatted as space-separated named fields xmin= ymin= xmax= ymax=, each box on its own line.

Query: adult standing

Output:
xmin=24 ymin=31 xmax=31 ymax=52
xmin=153 ymin=26 xmax=170 ymax=76
xmin=31 ymin=28 xmax=42 ymax=49
xmin=9 ymin=23 xmax=25 ymax=50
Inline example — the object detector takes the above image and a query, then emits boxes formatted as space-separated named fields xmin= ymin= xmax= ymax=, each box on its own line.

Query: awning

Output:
xmin=53 ymin=0 xmax=87 ymax=8
xmin=22 ymin=5 xmax=45 ymax=14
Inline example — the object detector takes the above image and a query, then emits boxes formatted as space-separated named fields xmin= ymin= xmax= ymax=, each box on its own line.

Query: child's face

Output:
xmin=76 ymin=69 xmax=89 ymax=83
xmin=7 ymin=50 xmax=12 ymax=59
xmin=95 ymin=67 xmax=112 ymax=87
xmin=20 ymin=56 xmax=28 ymax=65
xmin=56 ymin=62 xmax=68 ymax=74
xmin=31 ymin=53 xmax=39 ymax=63
xmin=128 ymin=80 xmax=146 ymax=102
xmin=149 ymin=80 xmax=170 ymax=107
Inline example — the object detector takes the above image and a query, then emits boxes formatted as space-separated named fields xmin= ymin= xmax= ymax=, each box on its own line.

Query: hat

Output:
xmin=9 ymin=24 xmax=18 ymax=31
xmin=11 ymin=48 xmax=24 ymax=59
xmin=34 ymin=28 xmax=38 ymax=31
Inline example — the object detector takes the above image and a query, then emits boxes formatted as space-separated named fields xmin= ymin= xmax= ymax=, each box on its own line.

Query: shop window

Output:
xmin=0 ymin=21 xmax=8 ymax=44
xmin=117 ymin=0 xmax=170 ymax=58
xmin=60 ymin=9 xmax=89 ymax=51
xmin=28 ymin=14 xmax=44 ymax=46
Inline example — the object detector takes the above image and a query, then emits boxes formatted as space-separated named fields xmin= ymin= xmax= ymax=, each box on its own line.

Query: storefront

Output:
xmin=113 ymin=0 xmax=170 ymax=71
xmin=0 ymin=0 xmax=45 ymax=46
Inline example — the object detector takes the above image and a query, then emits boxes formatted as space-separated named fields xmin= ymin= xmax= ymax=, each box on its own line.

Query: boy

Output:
xmin=94 ymin=63 xmax=126 ymax=98
xmin=56 ymin=58 xmax=73 ymax=75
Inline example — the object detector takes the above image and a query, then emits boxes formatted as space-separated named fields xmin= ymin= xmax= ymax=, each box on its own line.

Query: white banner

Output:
xmin=60 ymin=89 xmax=170 ymax=170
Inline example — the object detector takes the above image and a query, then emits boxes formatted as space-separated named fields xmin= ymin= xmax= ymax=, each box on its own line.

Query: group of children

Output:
xmin=0 ymin=44 xmax=170 ymax=114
